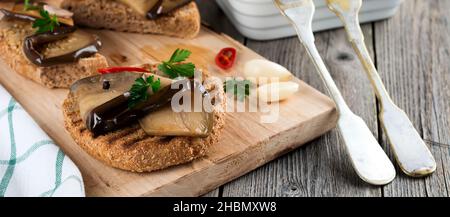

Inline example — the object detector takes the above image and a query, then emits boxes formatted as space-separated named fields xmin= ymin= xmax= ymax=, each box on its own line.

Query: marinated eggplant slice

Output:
xmin=72 ymin=72 xmax=164 ymax=120
xmin=139 ymin=78 xmax=213 ymax=137
xmin=72 ymin=73 xmax=140 ymax=123
xmin=42 ymin=30 xmax=100 ymax=59
xmin=23 ymin=28 xmax=102 ymax=67
xmin=117 ymin=0 xmax=160 ymax=16
xmin=71 ymin=72 xmax=172 ymax=127
xmin=23 ymin=26 xmax=76 ymax=65
xmin=147 ymin=0 xmax=193 ymax=19
xmin=116 ymin=0 xmax=192 ymax=19
xmin=86 ymin=79 xmax=193 ymax=136
xmin=72 ymin=71 xmax=213 ymax=137
xmin=79 ymin=91 xmax=125 ymax=124
xmin=2 ymin=3 xmax=74 ymax=26
xmin=13 ymin=3 xmax=74 ymax=26
xmin=140 ymin=109 xmax=213 ymax=137
xmin=0 ymin=8 xmax=36 ymax=22
xmin=138 ymin=102 xmax=213 ymax=137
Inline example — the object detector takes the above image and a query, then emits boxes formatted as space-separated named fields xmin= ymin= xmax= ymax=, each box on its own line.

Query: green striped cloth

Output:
xmin=0 ymin=85 xmax=84 ymax=197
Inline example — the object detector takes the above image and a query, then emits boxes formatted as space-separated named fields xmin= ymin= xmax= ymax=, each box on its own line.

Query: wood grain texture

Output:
xmin=222 ymin=25 xmax=383 ymax=197
xmin=0 ymin=5 xmax=338 ymax=195
xmin=0 ymin=0 xmax=448 ymax=197
xmin=375 ymin=0 xmax=450 ymax=197
xmin=214 ymin=0 xmax=450 ymax=197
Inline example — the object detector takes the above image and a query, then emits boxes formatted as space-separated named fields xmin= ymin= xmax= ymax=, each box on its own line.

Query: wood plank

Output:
xmin=222 ymin=25 xmax=383 ymax=197
xmin=0 ymin=1 xmax=338 ymax=195
xmin=425 ymin=0 xmax=450 ymax=197
xmin=0 ymin=28 xmax=338 ymax=196
xmin=375 ymin=0 xmax=450 ymax=197
xmin=202 ymin=189 xmax=220 ymax=197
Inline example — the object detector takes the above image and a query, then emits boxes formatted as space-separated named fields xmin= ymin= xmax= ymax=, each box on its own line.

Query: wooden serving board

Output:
xmin=0 ymin=2 xmax=337 ymax=197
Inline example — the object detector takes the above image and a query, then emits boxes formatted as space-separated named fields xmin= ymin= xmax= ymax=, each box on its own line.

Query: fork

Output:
xmin=326 ymin=0 xmax=436 ymax=177
xmin=274 ymin=0 xmax=395 ymax=185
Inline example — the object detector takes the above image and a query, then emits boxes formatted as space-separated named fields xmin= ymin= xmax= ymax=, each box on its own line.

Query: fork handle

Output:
xmin=287 ymin=12 xmax=396 ymax=184
xmin=336 ymin=6 xmax=436 ymax=176
xmin=343 ymin=16 xmax=393 ymax=106
xmin=288 ymin=10 xmax=350 ymax=114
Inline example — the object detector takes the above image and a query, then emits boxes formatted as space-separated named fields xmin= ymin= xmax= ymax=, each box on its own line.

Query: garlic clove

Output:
xmin=258 ymin=81 xmax=299 ymax=103
xmin=244 ymin=59 xmax=292 ymax=85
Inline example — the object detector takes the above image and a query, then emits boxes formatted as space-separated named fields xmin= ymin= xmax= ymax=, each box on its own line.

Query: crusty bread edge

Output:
xmin=61 ymin=0 xmax=201 ymax=38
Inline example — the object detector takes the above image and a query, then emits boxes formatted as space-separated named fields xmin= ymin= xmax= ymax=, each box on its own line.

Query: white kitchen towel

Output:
xmin=0 ymin=85 xmax=84 ymax=197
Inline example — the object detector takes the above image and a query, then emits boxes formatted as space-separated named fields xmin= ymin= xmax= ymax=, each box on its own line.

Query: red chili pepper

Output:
xmin=98 ymin=66 xmax=149 ymax=74
xmin=215 ymin=47 xmax=237 ymax=70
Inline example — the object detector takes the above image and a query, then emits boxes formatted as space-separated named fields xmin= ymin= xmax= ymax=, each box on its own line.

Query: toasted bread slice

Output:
xmin=61 ymin=0 xmax=201 ymax=38
xmin=0 ymin=19 xmax=108 ymax=88
xmin=62 ymin=71 xmax=226 ymax=172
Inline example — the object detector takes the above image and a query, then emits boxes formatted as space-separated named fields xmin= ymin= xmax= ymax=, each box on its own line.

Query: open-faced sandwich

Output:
xmin=62 ymin=49 xmax=226 ymax=172
xmin=0 ymin=1 xmax=108 ymax=88
xmin=61 ymin=0 xmax=201 ymax=38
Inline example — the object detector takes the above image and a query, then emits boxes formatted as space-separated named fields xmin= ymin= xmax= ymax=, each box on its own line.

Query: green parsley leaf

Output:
xmin=24 ymin=0 xmax=40 ymax=11
xmin=159 ymin=49 xmax=195 ymax=79
xmin=128 ymin=75 xmax=161 ymax=108
xmin=167 ymin=62 xmax=196 ymax=78
xmin=158 ymin=63 xmax=178 ymax=78
xmin=27 ymin=3 xmax=60 ymax=34
xmin=169 ymin=48 xmax=192 ymax=63
xmin=223 ymin=79 xmax=252 ymax=101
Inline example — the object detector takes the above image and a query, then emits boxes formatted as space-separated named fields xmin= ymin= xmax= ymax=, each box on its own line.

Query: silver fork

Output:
xmin=274 ymin=0 xmax=395 ymax=185
xmin=326 ymin=0 xmax=436 ymax=177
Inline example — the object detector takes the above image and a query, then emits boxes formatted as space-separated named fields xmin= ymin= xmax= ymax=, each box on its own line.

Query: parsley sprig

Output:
xmin=158 ymin=49 xmax=195 ymax=78
xmin=223 ymin=79 xmax=252 ymax=101
xmin=24 ymin=0 xmax=40 ymax=11
xmin=128 ymin=75 xmax=161 ymax=108
xmin=33 ymin=9 xmax=60 ymax=34
xmin=23 ymin=0 xmax=60 ymax=34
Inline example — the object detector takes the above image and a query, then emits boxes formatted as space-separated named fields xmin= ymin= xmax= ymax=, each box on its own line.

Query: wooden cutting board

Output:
xmin=0 ymin=2 xmax=338 ymax=197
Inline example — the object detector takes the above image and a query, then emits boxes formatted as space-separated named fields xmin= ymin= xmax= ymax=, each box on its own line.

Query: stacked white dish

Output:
xmin=216 ymin=0 xmax=403 ymax=40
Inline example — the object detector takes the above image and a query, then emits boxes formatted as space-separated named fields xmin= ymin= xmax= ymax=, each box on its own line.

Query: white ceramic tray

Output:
xmin=225 ymin=0 xmax=390 ymax=16
xmin=217 ymin=0 xmax=403 ymax=40
xmin=220 ymin=0 xmax=401 ymax=29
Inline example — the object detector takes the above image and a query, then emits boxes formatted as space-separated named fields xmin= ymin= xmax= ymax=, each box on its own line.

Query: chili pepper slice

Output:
xmin=98 ymin=66 xmax=149 ymax=74
xmin=215 ymin=47 xmax=237 ymax=70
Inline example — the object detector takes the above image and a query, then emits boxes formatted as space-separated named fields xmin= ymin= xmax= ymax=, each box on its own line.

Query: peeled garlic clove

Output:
xmin=244 ymin=59 xmax=292 ymax=85
xmin=258 ymin=82 xmax=299 ymax=103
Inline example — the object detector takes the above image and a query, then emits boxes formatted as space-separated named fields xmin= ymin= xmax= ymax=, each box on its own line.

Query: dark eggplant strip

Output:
xmin=147 ymin=0 xmax=193 ymax=20
xmin=2 ymin=8 xmax=100 ymax=67
xmin=86 ymin=79 xmax=204 ymax=136
xmin=0 ymin=8 xmax=36 ymax=22
xmin=146 ymin=0 xmax=163 ymax=19
xmin=23 ymin=27 xmax=102 ymax=67
xmin=23 ymin=26 xmax=76 ymax=66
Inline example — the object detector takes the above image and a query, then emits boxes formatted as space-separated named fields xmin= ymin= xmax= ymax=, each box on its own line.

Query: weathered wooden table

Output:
xmin=198 ymin=0 xmax=450 ymax=197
